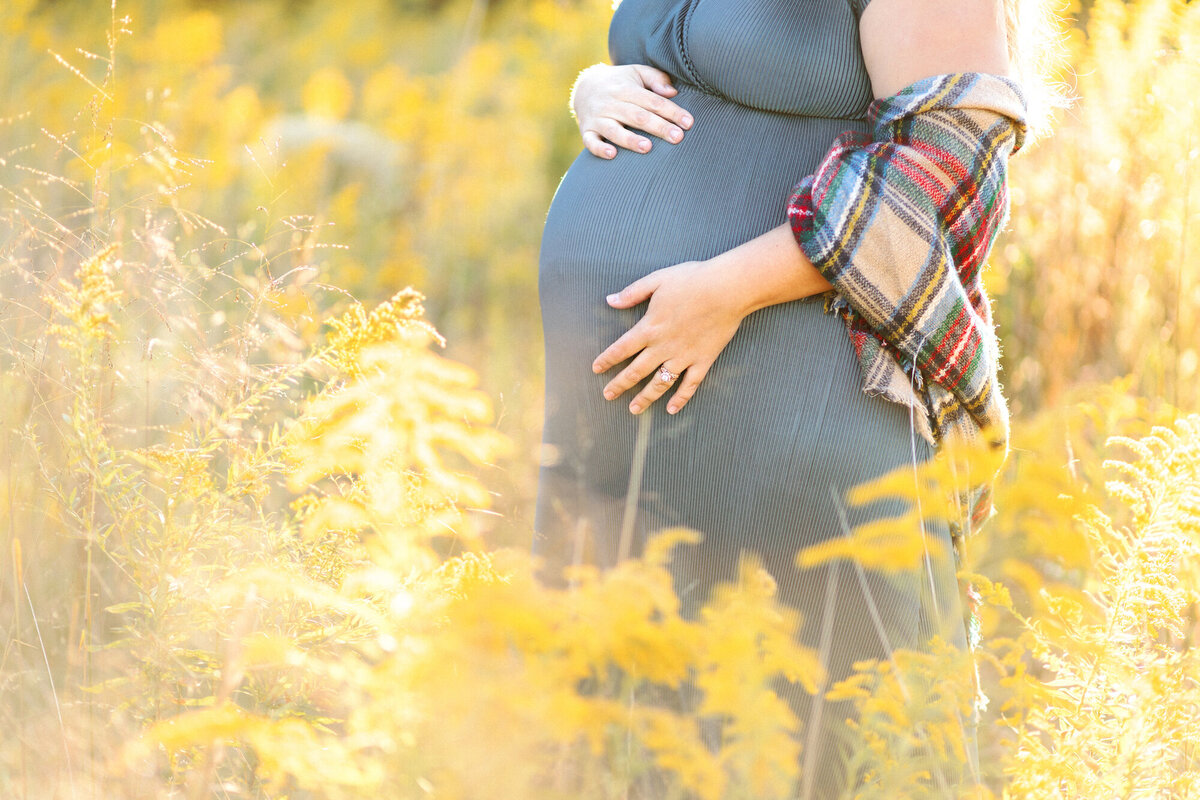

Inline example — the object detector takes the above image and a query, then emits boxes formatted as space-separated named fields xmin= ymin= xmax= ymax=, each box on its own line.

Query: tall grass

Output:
xmin=1 ymin=0 xmax=1198 ymax=798
xmin=993 ymin=0 xmax=1200 ymax=415
xmin=4 ymin=0 xmax=1196 ymax=526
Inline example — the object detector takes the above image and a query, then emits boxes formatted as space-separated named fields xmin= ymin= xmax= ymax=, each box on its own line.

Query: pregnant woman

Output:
xmin=535 ymin=0 xmax=1043 ymax=794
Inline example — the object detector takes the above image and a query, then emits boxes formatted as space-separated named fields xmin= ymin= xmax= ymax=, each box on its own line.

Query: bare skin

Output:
xmin=571 ymin=63 xmax=693 ymax=159
xmin=579 ymin=0 xmax=1013 ymax=417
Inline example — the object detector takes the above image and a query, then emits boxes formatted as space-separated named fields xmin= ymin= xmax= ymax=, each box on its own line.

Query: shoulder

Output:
xmin=857 ymin=0 xmax=1012 ymax=99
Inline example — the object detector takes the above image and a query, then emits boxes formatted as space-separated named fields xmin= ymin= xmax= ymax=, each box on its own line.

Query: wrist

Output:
xmin=701 ymin=251 xmax=764 ymax=319
xmin=706 ymin=224 xmax=834 ymax=317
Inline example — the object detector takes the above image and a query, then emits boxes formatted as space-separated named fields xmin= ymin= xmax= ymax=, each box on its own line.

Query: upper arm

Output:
xmin=858 ymin=0 xmax=1012 ymax=100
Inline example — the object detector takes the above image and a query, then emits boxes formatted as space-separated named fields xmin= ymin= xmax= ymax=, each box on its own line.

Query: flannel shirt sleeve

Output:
xmin=786 ymin=72 xmax=1028 ymax=540
xmin=787 ymin=71 xmax=1027 ymax=452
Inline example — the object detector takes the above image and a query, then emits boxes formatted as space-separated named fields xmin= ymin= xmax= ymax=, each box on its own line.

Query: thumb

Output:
xmin=633 ymin=64 xmax=678 ymax=97
xmin=607 ymin=274 xmax=660 ymax=308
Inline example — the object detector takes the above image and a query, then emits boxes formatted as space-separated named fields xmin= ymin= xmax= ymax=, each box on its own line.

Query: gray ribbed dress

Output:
xmin=535 ymin=0 xmax=973 ymax=795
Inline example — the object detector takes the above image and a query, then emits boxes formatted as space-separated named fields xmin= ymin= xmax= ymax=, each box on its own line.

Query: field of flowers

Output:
xmin=1 ymin=0 xmax=1198 ymax=797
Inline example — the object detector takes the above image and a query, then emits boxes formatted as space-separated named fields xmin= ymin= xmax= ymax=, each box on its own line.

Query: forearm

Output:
xmin=708 ymin=222 xmax=833 ymax=317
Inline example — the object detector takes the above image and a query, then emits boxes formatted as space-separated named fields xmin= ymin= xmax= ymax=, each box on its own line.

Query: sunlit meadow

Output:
xmin=1 ymin=0 xmax=1198 ymax=797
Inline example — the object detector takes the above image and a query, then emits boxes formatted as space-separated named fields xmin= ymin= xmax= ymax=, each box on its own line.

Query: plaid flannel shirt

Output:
xmin=787 ymin=71 xmax=1028 ymax=535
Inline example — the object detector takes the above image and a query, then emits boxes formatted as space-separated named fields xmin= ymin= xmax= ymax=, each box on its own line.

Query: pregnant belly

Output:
xmin=538 ymin=85 xmax=868 ymax=289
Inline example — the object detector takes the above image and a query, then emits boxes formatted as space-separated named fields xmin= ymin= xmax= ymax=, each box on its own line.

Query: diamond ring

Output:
xmin=656 ymin=365 xmax=680 ymax=384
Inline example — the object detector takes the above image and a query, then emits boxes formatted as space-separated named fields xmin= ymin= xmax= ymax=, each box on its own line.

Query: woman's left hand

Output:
xmin=592 ymin=222 xmax=835 ymax=415
xmin=592 ymin=260 xmax=750 ymax=416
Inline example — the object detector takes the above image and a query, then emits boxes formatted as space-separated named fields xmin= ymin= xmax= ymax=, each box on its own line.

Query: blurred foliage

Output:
xmin=3 ymin=0 xmax=1196 ymax=524
xmin=1 ymin=0 xmax=1199 ymax=797
xmin=0 ymin=0 xmax=612 ymax=539
xmin=992 ymin=0 xmax=1200 ymax=415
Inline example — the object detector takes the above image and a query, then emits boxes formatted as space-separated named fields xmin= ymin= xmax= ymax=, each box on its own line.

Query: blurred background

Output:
xmin=1 ymin=0 xmax=618 ymax=546
xmin=1 ymin=0 xmax=1198 ymax=797
xmin=3 ymin=0 xmax=1197 ymax=534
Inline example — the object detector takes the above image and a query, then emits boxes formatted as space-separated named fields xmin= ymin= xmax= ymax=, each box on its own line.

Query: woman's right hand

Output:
xmin=571 ymin=63 xmax=694 ymax=159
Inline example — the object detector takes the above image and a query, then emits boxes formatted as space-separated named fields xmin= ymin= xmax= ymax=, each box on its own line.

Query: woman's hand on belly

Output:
xmin=592 ymin=259 xmax=746 ymax=416
xmin=571 ymin=64 xmax=693 ymax=159
xmin=592 ymin=223 xmax=835 ymax=416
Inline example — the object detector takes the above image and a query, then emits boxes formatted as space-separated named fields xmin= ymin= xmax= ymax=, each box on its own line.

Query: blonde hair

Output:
xmin=1002 ymin=0 xmax=1075 ymax=145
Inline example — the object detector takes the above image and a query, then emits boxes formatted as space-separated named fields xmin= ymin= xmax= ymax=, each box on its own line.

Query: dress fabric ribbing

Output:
xmin=535 ymin=0 xmax=973 ymax=795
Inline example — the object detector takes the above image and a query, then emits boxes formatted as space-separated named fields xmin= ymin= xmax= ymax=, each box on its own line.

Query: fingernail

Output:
xmin=606 ymin=293 xmax=619 ymax=304
xmin=681 ymin=114 xmax=693 ymax=128
xmin=638 ymin=139 xmax=651 ymax=152
xmin=630 ymin=402 xmax=643 ymax=414
xmin=604 ymin=147 xmax=616 ymax=158
xmin=668 ymin=127 xmax=682 ymax=143
xmin=604 ymin=390 xmax=615 ymax=400
xmin=593 ymin=363 xmax=603 ymax=373
xmin=667 ymin=404 xmax=679 ymax=415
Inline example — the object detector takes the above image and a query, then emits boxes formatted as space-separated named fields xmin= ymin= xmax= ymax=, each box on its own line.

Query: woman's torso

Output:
xmin=608 ymin=0 xmax=874 ymax=118
xmin=540 ymin=0 xmax=878 ymax=285
xmin=536 ymin=0 xmax=918 ymax=528
xmin=534 ymin=13 xmax=960 ymax=778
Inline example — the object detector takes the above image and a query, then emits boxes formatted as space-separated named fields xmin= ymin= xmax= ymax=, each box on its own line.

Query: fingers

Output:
xmin=626 ymin=361 xmax=688 ymax=415
xmin=591 ymin=102 xmax=682 ymax=153
xmin=593 ymin=273 xmax=664 ymax=373
xmin=593 ymin=116 xmax=654 ymax=154
xmin=591 ymin=320 xmax=713 ymax=414
xmin=593 ymin=322 xmax=649 ymax=374
xmin=610 ymin=358 xmax=712 ymax=416
xmin=632 ymin=64 xmax=678 ymax=97
xmin=582 ymin=130 xmax=617 ymax=160
xmin=617 ymin=100 xmax=686 ymax=144
xmin=665 ymin=362 xmax=709 ymax=414
xmin=574 ymin=64 xmax=694 ymax=156
xmin=637 ymin=91 xmax=693 ymax=133
xmin=606 ymin=273 xmax=660 ymax=309
xmin=604 ymin=95 xmax=690 ymax=145
xmin=601 ymin=349 xmax=663 ymax=403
